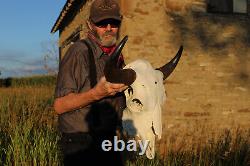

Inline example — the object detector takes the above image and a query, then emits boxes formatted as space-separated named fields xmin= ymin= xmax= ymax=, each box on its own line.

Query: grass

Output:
xmin=126 ymin=128 xmax=250 ymax=166
xmin=0 ymin=86 xmax=61 ymax=165
xmin=0 ymin=75 xmax=56 ymax=87
xmin=163 ymin=129 xmax=250 ymax=166
xmin=0 ymin=78 xmax=249 ymax=165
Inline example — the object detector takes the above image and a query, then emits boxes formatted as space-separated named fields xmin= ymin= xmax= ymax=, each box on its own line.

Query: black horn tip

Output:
xmin=179 ymin=45 xmax=183 ymax=55
xmin=157 ymin=45 xmax=183 ymax=80
xmin=110 ymin=35 xmax=129 ymax=61
xmin=123 ymin=35 xmax=128 ymax=42
xmin=180 ymin=45 xmax=183 ymax=50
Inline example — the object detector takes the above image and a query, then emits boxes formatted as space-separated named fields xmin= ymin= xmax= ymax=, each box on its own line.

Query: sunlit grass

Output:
xmin=0 ymin=82 xmax=249 ymax=165
xmin=125 ymin=128 xmax=250 ymax=166
xmin=0 ymin=86 xmax=61 ymax=165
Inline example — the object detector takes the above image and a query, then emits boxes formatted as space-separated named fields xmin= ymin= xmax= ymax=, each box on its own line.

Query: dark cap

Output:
xmin=89 ymin=0 xmax=122 ymax=24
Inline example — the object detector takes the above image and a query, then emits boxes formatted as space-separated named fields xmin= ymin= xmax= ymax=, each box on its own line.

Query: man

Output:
xmin=54 ymin=0 xmax=127 ymax=165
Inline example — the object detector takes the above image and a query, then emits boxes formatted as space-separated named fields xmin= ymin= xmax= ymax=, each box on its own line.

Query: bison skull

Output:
xmin=104 ymin=36 xmax=183 ymax=159
xmin=122 ymin=59 xmax=167 ymax=159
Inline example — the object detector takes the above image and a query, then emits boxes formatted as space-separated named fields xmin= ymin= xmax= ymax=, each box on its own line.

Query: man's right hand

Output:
xmin=92 ymin=76 xmax=128 ymax=100
xmin=54 ymin=76 xmax=127 ymax=114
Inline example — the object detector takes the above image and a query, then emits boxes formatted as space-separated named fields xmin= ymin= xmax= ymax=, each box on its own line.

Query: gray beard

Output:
xmin=93 ymin=30 xmax=118 ymax=47
xmin=100 ymin=35 xmax=117 ymax=47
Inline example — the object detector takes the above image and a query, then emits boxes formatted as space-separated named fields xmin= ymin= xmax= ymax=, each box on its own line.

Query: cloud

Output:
xmin=0 ymin=47 xmax=59 ymax=78
xmin=0 ymin=65 xmax=47 ymax=78
xmin=0 ymin=51 xmax=42 ymax=66
xmin=0 ymin=54 xmax=58 ymax=78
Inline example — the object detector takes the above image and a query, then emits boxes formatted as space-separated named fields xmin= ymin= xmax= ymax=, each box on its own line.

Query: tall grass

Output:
xmin=0 ymin=86 xmax=61 ymax=165
xmin=0 ymin=78 xmax=249 ymax=165
xmin=126 ymin=128 xmax=250 ymax=166
xmin=162 ymin=128 xmax=250 ymax=166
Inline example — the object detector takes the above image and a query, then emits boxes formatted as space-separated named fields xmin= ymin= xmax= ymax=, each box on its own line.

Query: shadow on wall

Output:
xmin=165 ymin=7 xmax=250 ymax=86
xmin=168 ymin=12 xmax=250 ymax=53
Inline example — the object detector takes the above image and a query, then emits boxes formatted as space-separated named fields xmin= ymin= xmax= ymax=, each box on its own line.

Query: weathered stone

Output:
xmin=235 ymin=86 xmax=248 ymax=92
xmin=175 ymin=97 xmax=189 ymax=102
xmin=237 ymin=108 xmax=250 ymax=113
xmin=184 ymin=112 xmax=210 ymax=117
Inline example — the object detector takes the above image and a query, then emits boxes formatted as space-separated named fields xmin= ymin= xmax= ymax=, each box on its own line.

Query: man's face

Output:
xmin=92 ymin=19 xmax=120 ymax=47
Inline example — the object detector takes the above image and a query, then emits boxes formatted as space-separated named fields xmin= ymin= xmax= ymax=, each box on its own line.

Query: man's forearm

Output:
xmin=54 ymin=77 xmax=127 ymax=114
xmin=54 ymin=88 xmax=98 ymax=114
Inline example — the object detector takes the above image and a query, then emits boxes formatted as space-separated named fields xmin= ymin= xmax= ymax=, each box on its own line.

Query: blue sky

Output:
xmin=0 ymin=0 xmax=65 ymax=78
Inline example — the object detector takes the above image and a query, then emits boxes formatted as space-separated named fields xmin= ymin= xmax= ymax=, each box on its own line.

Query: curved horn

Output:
xmin=157 ymin=46 xmax=183 ymax=80
xmin=104 ymin=36 xmax=136 ymax=85
xmin=109 ymin=35 xmax=128 ymax=61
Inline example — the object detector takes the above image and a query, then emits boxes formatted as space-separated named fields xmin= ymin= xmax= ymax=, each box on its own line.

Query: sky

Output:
xmin=0 ymin=0 xmax=66 ymax=78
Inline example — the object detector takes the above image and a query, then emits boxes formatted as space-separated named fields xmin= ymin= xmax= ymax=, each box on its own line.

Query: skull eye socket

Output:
xmin=128 ymin=86 xmax=133 ymax=96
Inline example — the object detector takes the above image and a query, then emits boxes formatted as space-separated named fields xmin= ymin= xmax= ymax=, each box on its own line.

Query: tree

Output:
xmin=41 ymin=40 xmax=59 ymax=75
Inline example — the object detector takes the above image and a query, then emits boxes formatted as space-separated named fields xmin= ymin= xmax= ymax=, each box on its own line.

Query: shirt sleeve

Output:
xmin=54 ymin=42 xmax=88 ymax=98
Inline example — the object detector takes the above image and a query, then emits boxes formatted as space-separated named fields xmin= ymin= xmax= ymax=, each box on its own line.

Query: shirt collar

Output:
xmin=87 ymin=32 xmax=116 ymax=58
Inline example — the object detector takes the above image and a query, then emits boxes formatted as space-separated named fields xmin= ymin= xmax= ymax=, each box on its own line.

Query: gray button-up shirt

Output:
xmin=55 ymin=37 xmax=126 ymax=133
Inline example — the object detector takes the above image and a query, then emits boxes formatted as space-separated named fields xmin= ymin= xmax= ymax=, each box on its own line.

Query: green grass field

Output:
xmin=0 ymin=76 xmax=249 ymax=165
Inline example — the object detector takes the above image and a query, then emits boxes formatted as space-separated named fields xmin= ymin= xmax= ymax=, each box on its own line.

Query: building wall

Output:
xmin=59 ymin=0 xmax=207 ymax=61
xmin=59 ymin=0 xmax=250 ymax=60
xmin=59 ymin=0 xmax=94 ymax=57
xmin=119 ymin=0 xmax=207 ymax=66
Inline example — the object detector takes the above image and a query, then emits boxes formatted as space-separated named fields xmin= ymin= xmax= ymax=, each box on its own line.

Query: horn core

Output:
xmin=157 ymin=46 xmax=183 ymax=80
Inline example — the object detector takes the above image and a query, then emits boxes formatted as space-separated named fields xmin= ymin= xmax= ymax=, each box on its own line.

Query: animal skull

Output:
xmin=122 ymin=59 xmax=166 ymax=159
xmin=104 ymin=36 xmax=183 ymax=159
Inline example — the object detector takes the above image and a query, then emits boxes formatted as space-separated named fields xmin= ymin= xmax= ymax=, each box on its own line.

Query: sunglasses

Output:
xmin=94 ymin=19 xmax=121 ymax=28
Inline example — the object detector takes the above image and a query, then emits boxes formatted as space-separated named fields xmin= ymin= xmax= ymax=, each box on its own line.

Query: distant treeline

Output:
xmin=0 ymin=75 xmax=57 ymax=87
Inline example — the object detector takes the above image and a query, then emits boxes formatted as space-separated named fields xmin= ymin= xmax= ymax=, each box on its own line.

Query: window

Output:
xmin=207 ymin=0 xmax=248 ymax=14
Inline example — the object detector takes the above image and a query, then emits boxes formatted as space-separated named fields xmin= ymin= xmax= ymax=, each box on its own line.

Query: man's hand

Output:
xmin=54 ymin=76 xmax=128 ymax=114
xmin=93 ymin=76 xmax=128 ymax=100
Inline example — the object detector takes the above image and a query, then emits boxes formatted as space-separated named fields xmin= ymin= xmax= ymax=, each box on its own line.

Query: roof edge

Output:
xmin=51 ymin=0 xmax=75 ymax=33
